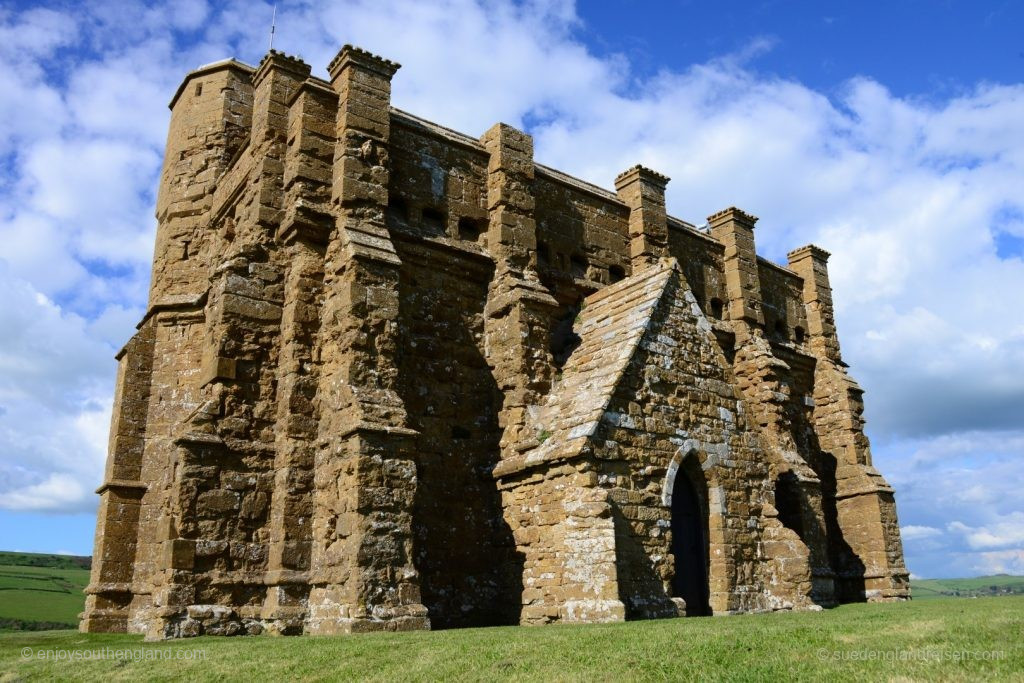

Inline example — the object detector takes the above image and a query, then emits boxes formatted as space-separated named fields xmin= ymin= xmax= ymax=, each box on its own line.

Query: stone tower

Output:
xmin=81 ymin=45 xmax=908 ymax=639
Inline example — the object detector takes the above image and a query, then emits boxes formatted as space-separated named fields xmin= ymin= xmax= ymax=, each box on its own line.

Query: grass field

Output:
xmin=0 ymin=553 xmax=91 ymax=630
xmin=911 ymin=574 xmax=1024 ymax=600
xmin=1 ymin=596 xmax=1021 ymax=682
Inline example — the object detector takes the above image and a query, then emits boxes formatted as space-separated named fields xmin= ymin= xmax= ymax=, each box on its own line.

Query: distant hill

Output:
xmin=0 ymin=552 xmax=91 ymax=631
xmin=0 ymin=551 xmax=91 ymax=571
xmin=910 ymin=574 xmax=1024 ymax=599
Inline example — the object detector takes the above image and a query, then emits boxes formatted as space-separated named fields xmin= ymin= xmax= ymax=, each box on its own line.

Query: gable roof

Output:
xmin=493 ymin=258 xmax=679 ymax=479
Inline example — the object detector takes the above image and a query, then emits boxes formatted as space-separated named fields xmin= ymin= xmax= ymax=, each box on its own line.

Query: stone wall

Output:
xmin=83 ymin=44 xmax=909 ymax=639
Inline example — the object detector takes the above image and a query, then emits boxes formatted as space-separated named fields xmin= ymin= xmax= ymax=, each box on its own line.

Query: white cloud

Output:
xmin=0 ymin=7 xmax=77 ymax=58
xmin=970 ymin=550 xmax=1024 ymax=576
xmin=2 ymin=474 xmax=92 ymax=513
xmin=881 ymin=431 xmax=1024 ymax=577
xmin=949 ymin=514 xmax=1024 ymax=550
xmin=0 ymin=264 xmax=113 ymax=513
xmin=0 ymin=1 xmax=1020 ymax=579
xmin=901 ymin=525 xmax=942 ymax=542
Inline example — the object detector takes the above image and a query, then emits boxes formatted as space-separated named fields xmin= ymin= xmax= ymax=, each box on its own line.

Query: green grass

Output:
xmin=0 ymin=552 xmax=91 ymax=571
xmin=0 ymin=563 xmax=90 ymax=630
xmin=1 ymin=597 xmax=1021 ymax=682
xmin=911 ymin=575 xmax=1024 ymax=600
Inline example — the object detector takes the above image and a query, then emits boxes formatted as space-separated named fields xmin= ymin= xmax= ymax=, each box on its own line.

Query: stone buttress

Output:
xmin=787 ymin=245 xmax=909 ymax=601
xmin=303 ymin=45 xmax=429 ymax=635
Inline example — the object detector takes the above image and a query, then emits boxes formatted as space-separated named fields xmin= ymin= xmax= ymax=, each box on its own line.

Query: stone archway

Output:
xmin=663 ymin=447 xmax=712 ymax=616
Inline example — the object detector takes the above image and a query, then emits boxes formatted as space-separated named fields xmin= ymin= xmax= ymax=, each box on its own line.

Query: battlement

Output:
xmin=253 ymin=50 xmax=311 ymax=87
xmin=708 ymin=205 xmax=759 ymax=228
xmin=787 ymin=243 xmax=832 ymax=262
xmin=161 ymin=52 xmax=808 ymax=294
xmin=327 ymin=44 xmax=401 ymax=80
xmin=83 ymin=45 xmax=909 ymax=639
xmin=614 ymin=164 xmax=671 ymax=187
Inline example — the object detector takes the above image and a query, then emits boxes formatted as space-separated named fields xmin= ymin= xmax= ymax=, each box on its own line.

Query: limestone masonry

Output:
xmin=81 ymin=45 xmax=909 ymax=639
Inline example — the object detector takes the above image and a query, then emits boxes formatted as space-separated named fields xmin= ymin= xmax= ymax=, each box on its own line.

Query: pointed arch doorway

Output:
xmin=668 ymin=455 xmax=711 ymax=616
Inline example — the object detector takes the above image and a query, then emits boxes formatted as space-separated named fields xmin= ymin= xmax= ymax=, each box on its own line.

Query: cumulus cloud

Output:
xmin=949 ymin=514 xmax=1024 ymax=551
xmin=0 ymin=264 xmax=112 ymax=513
xmin=0 ymin=1 xmax=1020 ymax=577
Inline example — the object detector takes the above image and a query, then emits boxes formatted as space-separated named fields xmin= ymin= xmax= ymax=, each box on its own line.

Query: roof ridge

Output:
xmin=582 ymin=259 xmax=675 ymax=310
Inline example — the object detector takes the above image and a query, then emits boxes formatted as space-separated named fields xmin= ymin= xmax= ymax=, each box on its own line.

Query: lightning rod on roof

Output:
xmin=269 ymin=4 xmax=277 ymax=51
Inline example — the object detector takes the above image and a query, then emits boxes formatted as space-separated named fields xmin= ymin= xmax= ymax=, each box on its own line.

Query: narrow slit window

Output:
xmin=388 ymin=197 xmax=408 ymax=225
xmin=537 ymin=242 xmax=551 ymax=268
xmin=570 ymin=254 xmax=588 ymax=279
xmin=709 ymin=298 xmax=724 ymax=320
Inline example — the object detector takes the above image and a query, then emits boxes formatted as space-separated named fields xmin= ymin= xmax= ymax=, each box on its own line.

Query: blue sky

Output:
xmin=581 ymin=1 xmax=1024 ymax=98
xmin=0 ymin=0 xmax=1022 ymax=580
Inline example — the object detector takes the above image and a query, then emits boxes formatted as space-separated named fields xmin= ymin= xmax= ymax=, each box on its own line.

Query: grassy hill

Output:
xmin=1 ymin=597 xmax=1020 ymax=681
xmin=0 ymin=552 xmax=90 ymax=572
xmin=911 ymin=574 xmax=1024 ymax=600
xmin=0 ymin=552 xmax=91 ymax=631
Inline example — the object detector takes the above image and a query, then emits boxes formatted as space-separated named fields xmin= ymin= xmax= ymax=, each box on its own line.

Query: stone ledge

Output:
xmin=337 ymin=422 xmax=419 ymax=439
xmin=84 ymin=582 xmax=134 ymax=595
xmin=135 ymin=292 xmax=207 ymax=331
xmin=95 ymin=480 xmax=148 ymax=495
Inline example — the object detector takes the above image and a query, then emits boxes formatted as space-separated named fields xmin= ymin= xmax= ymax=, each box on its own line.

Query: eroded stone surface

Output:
xmin=81 ymin=45 xmax=908 ymax=640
